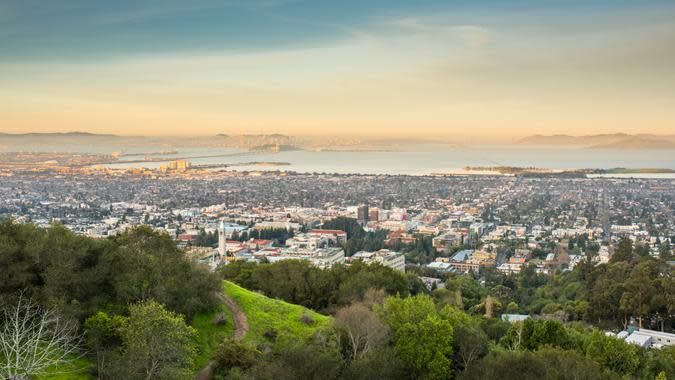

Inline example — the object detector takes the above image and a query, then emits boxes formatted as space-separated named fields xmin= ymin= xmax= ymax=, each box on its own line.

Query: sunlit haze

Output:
xmin=1 ymin=1 xmax=675 ymax=138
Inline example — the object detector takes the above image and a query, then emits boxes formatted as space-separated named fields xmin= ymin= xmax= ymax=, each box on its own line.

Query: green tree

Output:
xmin=212 ymin=338 xmax=261 ymax=375
xmin=380 ymin=295 xmax=454 ymax=379
xmin=610 ymin=238 xmax=633 ymax=263
xmin=461 ymin=350 xmax=546 ymax=380
xmin=452 ymin=325 xmax=488 ymax=371
xmin=105 ymin=226 xmax=220 ymax=319
xmin=84 ymin=312 xmax=127 ymax=376
xmin=659 ymin=241 xmax=672 ymax=260
xmin=343 ymin=347 xmax=407 ymax=380
xmin=642 ymin=347 xmax=675 ymax=380
xmin=619 ymin=260 xmax=659 ymax=328
xmin=584 ymin=330 xmax=639 ymax=376
xmin=394 ymin=315 xmax=453 ymax=380
xmin=109 ymin=300 xmax=197 ymax=380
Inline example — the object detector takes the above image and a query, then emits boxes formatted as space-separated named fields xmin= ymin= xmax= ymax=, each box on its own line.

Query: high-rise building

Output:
xmin=357 ymin=204 xmax=369 ymax=223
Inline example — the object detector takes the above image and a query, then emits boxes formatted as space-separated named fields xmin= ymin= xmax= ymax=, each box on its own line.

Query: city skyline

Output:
xmin=2 ymin=0 xmax=675 ymax=137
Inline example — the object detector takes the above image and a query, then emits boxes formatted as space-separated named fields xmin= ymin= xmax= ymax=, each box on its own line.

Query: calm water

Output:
xmin=4 ymin=143 xmax=675 ymax=175
xmin=102 ymin=144 xmax=675 ymax=176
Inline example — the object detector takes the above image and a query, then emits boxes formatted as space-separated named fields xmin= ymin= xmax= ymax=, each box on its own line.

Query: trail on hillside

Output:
xmin=194 ymin=291 xmax=249 ymax=380
xmin=217 ymin=292 xmax=249 ymax=341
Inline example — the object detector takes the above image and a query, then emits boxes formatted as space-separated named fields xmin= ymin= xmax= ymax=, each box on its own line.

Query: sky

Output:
xmin=1 ymin=0 xmax=674 ymax=138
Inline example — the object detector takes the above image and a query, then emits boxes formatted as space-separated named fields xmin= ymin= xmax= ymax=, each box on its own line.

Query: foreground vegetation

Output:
xmin=2 ymin=220 xmax=674 ymax=380
xmin=219 ymin=242 xmax=675 ymax=380
xmin=0 ymin=220 xmax=219 ymax=379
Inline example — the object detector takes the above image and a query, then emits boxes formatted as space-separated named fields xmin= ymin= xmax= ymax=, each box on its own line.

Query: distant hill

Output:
xmin=519 ymin=133 xmax=675 ymax=149
xmin=0 ymin=131 xmax=121 ymax=138
xmin=0 ymin=132 xmax=133 ymax=149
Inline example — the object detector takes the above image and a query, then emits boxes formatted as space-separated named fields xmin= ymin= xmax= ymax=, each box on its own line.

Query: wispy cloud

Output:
xmin=382 ymin=17 xmax=490 ymax=49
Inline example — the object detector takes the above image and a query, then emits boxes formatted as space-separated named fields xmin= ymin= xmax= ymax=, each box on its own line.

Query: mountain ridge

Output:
xmin=519 ymin=133 xmax=675 ymax=149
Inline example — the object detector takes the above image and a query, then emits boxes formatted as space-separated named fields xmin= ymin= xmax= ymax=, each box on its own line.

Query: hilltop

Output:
xmin=221 ymin=281 xmax=331 ymax=346
xmin=518 ymin=133 xmax=675 ymax=149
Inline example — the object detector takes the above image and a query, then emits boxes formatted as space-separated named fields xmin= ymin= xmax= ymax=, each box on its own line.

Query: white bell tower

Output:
xmin=218 ymin=221 xmax=226 ymax=258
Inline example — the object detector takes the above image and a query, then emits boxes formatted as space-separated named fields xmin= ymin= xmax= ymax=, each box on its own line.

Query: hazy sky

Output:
xmin=1 ymin=0 xmax=674 ymax=137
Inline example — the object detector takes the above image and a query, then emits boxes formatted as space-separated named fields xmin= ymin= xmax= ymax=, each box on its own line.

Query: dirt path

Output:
xmin=216 ymin=292 xmax=249 ymax=341
xmin=194 ymin=291 xmax=249 ymax=380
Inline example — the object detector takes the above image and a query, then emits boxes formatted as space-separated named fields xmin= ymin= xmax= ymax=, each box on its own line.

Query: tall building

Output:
xmin=369 ymin=207 xmax=379 ymax=222
xmin=218 ymin=221 xmax=226 ymax=257
xmin=357 ymin=204 xmax=369 ymax=223
xmin=176 ymin=160 xmax=189 ymax=171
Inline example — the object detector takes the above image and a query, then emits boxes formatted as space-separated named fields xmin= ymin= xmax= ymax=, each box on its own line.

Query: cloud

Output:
xmin=381 ymin=17 xmax=490 ymax=49
xmin=451 ymin=25 xmax=490 ymax=48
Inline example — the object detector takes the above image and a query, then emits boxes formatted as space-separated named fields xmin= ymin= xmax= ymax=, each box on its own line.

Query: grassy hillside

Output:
xmin=191 ymin=299 xmax=235 ymax=369
xmin=222 ymin=281 xmax=332 ymax=346
xmin=32 ymin=280 xmax=328 ymax=378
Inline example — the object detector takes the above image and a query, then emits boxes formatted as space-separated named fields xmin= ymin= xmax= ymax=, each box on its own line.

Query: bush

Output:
xmin=300 ymin=312 xmax=316 ymax=325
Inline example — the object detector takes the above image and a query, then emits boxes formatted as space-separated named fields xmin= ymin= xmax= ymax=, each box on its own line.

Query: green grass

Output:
xmin=34 ymin=356 xmax=94 ymax=380
xmin=191 ymin=300 xmax=235 ymax=369
xmin=222 ymin=281 xmax=332 ymax=347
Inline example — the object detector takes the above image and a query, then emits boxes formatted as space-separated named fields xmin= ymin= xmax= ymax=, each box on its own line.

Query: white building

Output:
xmin=307 ymin=229 xmax=347 ymax=245
xmin=351 ymin=249 xmax=406 ymax=272
xmin=621 ymin=329 xmax=675 ymax=349
xmin=267 ymin=247 xmax=346 ymax=269
xmin=286 ymin=233 xmax=328 ymax=249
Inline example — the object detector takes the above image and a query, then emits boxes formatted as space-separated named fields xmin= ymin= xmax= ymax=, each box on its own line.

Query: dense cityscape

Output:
xmin=2 ymin=158 xmax=675 ymax=379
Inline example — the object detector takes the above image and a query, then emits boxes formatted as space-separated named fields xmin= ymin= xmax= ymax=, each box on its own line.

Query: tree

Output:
xmin=659 ymin=241 xmax=672 ymax=260
xmin=335 ymin=303 xmax=389 ymax=360
xmin=321 ymin=217 xmax=364 ymax=240
xmin=343 ymin=347 xmax=407 ymax=380
xmin=105 ymin=226 xmax=220 ymax=319
xmin=584 ymin=330 xmax=639 ymax=376
xmin=500 ymin=321 xmax=525 ymax=351
xmin=0 ymin=222 xmax=218 ymax=324
xmin=452 ymin=325 xmax=488 ymax=371
xmin=235 ymin=335 xmax=343 ymax=380
xmin=379 ymin=295 xmax=454 ymax=379
xmin=461 ymin=350 xmax=546 ymax=380
xmin=394 ymin=315 xmax=453 ymax=380
xmin=484 ymin=296 xmax=495 ymax=319
xmin=619 ymin=260 xmax=659 ymax=328
xmin=108 ymin=300 xmax=197 ymax=380
xmin=0 ymin=295 xmax=83 ymax=380
xmin=212 ymin=338 xmax=261 ymax=375
xmin=642 ymin=347 xmax=675 ymax=380
xmin=610 ymin=238 xmax=633 ymax=263
xmin=83 ymin=312 xmax=126 ymax=377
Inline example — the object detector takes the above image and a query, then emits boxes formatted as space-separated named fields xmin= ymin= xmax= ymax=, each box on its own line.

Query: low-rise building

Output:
xmin=308 ymin=229 xmax=347 ymax=245
xmin=351 ymin=249 xmax=405 ymax=272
